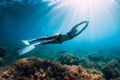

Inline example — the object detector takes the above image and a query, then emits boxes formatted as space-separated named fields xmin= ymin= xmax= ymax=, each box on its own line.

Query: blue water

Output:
xmin=0 ymin=0 xmax=120 ymax=57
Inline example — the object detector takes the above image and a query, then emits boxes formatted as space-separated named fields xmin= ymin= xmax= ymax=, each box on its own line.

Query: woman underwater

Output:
xmin=18 ymin=21 xmax=89 ymax=55
xmin=23 ymin=21 xmax=89 ymax=45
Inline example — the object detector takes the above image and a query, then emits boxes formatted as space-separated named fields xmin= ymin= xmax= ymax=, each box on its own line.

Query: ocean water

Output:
xmin=0 ymin=0 xmax=120 ymax=79
xmin=0 ymin=0 xmax=120 ymax=55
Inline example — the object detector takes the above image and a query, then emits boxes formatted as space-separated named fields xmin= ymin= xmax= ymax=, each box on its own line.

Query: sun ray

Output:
xmin=31 ymin=0 xmax=120 ymax=43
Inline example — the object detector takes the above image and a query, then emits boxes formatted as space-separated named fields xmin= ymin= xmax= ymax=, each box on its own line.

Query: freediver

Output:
xmin=18 ymin=21 xmax=89 ymax=55
xmin=23 ymin=21 xmax=89 ymax=46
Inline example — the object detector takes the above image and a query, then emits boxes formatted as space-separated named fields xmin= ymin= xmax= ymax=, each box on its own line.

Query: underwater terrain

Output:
xmin=0 ymin=0 xmax=120 ymax=80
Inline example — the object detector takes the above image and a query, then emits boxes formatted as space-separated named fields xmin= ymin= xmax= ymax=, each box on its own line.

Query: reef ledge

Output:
xmin=0 ymin=57 xmax=104 ymax=80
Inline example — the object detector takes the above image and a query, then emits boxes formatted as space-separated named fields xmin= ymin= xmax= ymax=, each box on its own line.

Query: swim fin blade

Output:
xmin=22 ymin=40 xmax=30 ymax=45
xmin=17 ymin=42 xmax=41 ymax=55
xmin=17 ymin=45 xmax=35 ymax=55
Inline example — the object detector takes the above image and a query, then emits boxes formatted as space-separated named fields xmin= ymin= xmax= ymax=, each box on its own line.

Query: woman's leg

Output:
xmin=31 ymin=33 xmax=60 ymax=43
xmin=38 ymin=39 xmax=59 ymax=45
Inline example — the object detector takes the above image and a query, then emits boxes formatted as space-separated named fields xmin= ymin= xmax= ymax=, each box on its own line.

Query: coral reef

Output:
xmin=57 ymin=53 xmax=80 ymax=65
xmin=88 ymin=52 xmax=104 ymax=62
xmin=57 ymin=53 xmax=104 ymax=69
xmin=79 ymin=57 xmax=97 ymax=69
xmin=102 ymin=60 xmax=120 ymax=80
xmin=0 ymin=57 xmax=104 ymax=80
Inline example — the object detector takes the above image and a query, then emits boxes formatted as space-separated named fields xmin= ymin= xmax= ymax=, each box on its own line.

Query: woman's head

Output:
xmin=67 ymin=28 xmax=78 ymax=39
xmin=72 ymin=28 xmax=78 ymax=33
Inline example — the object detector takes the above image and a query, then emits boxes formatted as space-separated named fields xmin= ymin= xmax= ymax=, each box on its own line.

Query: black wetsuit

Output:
xmin=55 ymin=34 xmax=63 ymax=44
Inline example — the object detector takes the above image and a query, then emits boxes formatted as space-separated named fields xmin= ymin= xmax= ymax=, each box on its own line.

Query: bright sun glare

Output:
xmin=42 ymin=0 xmax=119 ymax=42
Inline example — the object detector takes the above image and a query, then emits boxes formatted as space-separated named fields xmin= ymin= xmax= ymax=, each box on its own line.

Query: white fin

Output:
xmin=22 ymin=40 xmax=30 ymax=45
xmin=17 ymin=42 xmax=41 ymax=55
xmin=17 ymin=45 xmax=35 ymax=55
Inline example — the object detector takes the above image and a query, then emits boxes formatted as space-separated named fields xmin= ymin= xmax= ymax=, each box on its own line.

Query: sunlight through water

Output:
xmin=43 ymin=0 xmax=120 ymax=44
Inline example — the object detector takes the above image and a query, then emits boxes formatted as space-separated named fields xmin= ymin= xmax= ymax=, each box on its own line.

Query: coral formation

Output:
xmin=57 ymin=53 xmax=80 ymax=65
xmin=0 ymin=57 xmax=104 ymax=80
xmin=102 ymin=60 xmax=120 ymax=80
xmin=57 ymin=53 xmax=104 ymax=69
xmin=79 ymin=57 xmax=97 ymax=69
xmin=88 ymin=52 xmax=103 ymax=62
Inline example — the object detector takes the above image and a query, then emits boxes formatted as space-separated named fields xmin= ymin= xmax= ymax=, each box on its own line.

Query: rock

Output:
xmin=57 ymin=53 xmax=80 ymax=65
xmin=0 ymin=57 xmax=105 ymax=80
xmin=102 ymin=60 xmax=120 ymax=80
xmin=79 ymin=57 xmax=96 ymax=69
xmin=88 ymin=52 xmax=103 ymax=62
